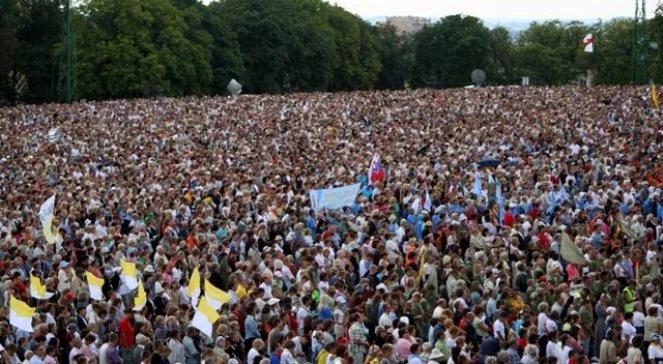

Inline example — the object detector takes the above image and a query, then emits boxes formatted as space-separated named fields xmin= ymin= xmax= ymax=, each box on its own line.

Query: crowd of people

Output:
xmin=0 ymin=85 xmax=662 ymax=364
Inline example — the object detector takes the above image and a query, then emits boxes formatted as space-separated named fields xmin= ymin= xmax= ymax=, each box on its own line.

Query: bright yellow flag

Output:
xmin=120 ymin=260 xmax=138 ymax=290
xmin=188 ymin=267 xmax=201 ymax=305
xmin=651 ymin=84 xmax=660 ymax=109
xmin=133 ymin=280 xmax=146 ymax=311
xmin=85 ymin=272 xmax=105 ymax=301
xmin=29 ymin=274 xmax=53 ymax=300
xmin=205 ymin=279 xmax=230 ymax=309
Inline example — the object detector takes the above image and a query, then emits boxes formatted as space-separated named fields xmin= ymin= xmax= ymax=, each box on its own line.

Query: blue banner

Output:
xmin=309 ymin=183 xmax=361 ymax=211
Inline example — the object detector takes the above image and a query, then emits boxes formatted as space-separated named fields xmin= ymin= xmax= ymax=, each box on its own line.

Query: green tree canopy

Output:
xmin=76 ymin=0 xmax=211 ymax=99
xmin=513 ymin=20 xmax=592 ymax=85
xmin=2 ymin=0 xmax=663 ymax=105
xmin=411 ymin=15 xmax=492 ymax=88
xmin=371 ymin=24 xmax=410 ymax=90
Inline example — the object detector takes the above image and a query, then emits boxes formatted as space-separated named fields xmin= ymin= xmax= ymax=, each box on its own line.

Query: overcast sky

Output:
xmin=323 ymin=0 xmax=656 ymax=20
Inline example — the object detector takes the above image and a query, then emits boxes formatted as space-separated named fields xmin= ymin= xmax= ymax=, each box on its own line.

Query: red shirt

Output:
xmin=528 ymin=206 xmax=539 ymax=220
xmin=503 ymin=212 xmax=515 ymax=226
xmin=118 ymin=316 xmax=135 ymax=348
xmin=537 ymin=232 xmax=550 ymax=250
xmin=517 ymin=337 xmax=527 ymax=350
xmin=14 ymin=279 xmax=28 ymax=296
xmin=287 ymin=312 xmax=298 ymax=333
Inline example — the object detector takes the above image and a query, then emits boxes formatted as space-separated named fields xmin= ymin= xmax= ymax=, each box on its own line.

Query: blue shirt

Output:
xmin=245 ymin=315 xmax=260 ymax=340
xmin=306 ymin=216 xmax=317 ymax=233
xmin=432 ymin=214 xmax=441 ymax=231
xmin=415 ymin=220 xmax=424 ymax=240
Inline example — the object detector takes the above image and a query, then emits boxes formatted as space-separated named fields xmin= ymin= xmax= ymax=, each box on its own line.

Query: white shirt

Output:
xmin=282 ymin=266 xmax=294 ymax=286
xmin=545 ymin=318 xmax=558 ymax=335
xmin=247 ymin=348 xmax=260 ymax=364
xmin=621 ymin=320 xmax=637 ymax=341
xmin=95 ymin=224 xmax=108 ymax=240
xmin=297 ymin=307 xmax=310 ymax=335
xmin=69 ymin=347 xmax=82 ymax=364
xmin=259 ymin=282 xmax=273 ymax=299
xmin=99 ymin=344 xmax=109 ymax=364
xmin=648 ymin=344 xmax=663 ymax=360
xmin=432 ymin=306 xmax=444 ymax=320
xmin=493 ymin=319 xmax=506 ymax=340
xmin=537 ymin=313 xmax=549 ymax=336
xmin=546 ymin=341 xmax=561 ymax=361
xmin=57 ymin=269 xmax=71 ymax=293
xmin=568 ymin=144 xmax=581 ymax=155
xmin=168 ymin=339 xmax=186 ymax=364
xmin=280 ymin=349 xmax=297 ymax=364
xmin=359 ymin=259 xmax=370 ymax=278
xmin=633 ymin=311 xmax=645 ymax=328
xmin=646 ymin=249 xmax=657 ymax=264
xmin=379 ymin=312 xmax=395 ymax=328
xmin=560 ymin=345 xmax=572 ymax=364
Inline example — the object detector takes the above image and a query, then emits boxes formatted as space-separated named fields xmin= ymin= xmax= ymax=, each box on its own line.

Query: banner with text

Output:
xmin=309 ymin=183 xmax=361 ymax=211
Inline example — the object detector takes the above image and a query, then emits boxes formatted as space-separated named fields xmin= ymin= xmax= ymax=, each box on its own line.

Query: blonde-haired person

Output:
xmin=364 ymin=345 xmax=382 ymax=364
xmin=646 ymin=334 xmax=663 ymax=363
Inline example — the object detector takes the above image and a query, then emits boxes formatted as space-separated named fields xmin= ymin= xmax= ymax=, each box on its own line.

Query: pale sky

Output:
xmin=323 ymin=0 xmax=656 ymax=20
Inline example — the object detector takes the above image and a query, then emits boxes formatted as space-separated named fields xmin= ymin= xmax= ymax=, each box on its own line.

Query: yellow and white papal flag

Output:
xmin=133 ymin=280 xmax=147 ymax=311
xmin=29 ymin=274 xmax=54 ymax=300
xmin=204 ymin=279 xmax=230 ymax=310
xmin=120 ymin=260 xmax=138 ymax=290
xmin=187 ymin=267 xmax=201 ymax=307
xmin=38 ymin=194 xmax=62 ymax=250
xmin=10 ymin=296 xmax=35 ymax=332
xmin=86 ymin=271 xmax=104 ymax=301
xmin=190 ymin=296 xmax=220 ymax=337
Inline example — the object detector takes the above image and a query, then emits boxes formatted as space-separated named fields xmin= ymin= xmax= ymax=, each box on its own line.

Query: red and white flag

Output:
xmin=368 ymin=154 xmax=385 ymax=185
xmin=583 ymin=33 xmax=593 ymax=53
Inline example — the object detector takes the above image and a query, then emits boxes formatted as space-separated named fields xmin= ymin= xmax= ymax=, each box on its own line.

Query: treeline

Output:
xmin=1 ymin=0 xmax=663 ymax=104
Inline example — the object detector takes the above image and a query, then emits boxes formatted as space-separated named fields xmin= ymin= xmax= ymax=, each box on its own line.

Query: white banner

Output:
xmin=309 ymin=183 xmax=361 ymax=211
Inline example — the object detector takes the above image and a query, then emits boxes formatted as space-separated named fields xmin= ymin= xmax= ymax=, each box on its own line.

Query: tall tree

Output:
xmin=14 ymin=0 xmax=63 ymax=103
xmin=411 ymin=15 xmax=492 ymax=88
xmin=371 ymin=24 xmax=410 ymax=90
xmin=649 ymin=7 xmax=663 ymax=83
xmin=487 ymin=26 xmax=516 ymax=85
xmin=77 ymin=0 xmax=211 ymax=99
xmin=513 ymin=20 xmax=591 ymax=85
xmin=0 ymin=0 xmax=21 ymax=104
xmin=205 ymin=3 xmax=246 ymax=95
xmin=218 ymin=0 xmax=294 ymax=93
xmin=323 ymin=3 xmax=381 ymax=91
xmin=594 ymin=19 xmax=635 ymax=85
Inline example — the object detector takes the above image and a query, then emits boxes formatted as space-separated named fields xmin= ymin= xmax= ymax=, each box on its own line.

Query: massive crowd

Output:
xmin=0 ymin=86 xmax=662 ymax=364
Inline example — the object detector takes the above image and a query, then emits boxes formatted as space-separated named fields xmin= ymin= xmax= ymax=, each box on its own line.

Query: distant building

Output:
xmin=384 ymin=16 xmax=431 ymax=34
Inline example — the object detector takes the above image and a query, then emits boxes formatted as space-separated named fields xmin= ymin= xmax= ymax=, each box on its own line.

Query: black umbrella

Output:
xmin=478 ymin=158 xmax=500 ymax=168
